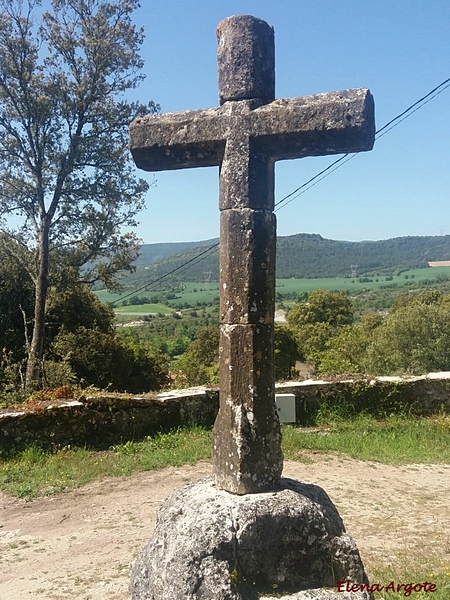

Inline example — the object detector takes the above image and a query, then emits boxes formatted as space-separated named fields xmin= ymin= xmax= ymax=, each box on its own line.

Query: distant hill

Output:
xmin=276 ymin=233 xmax=450 ymax=279
xmin=124 ymin=233 xmax=450 ymax=286
xmin=133 ymin=238 xmax=218 ymax=268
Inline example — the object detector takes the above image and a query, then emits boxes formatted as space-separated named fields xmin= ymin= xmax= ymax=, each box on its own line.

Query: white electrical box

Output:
xmin=275 ymin=393 xmax=296 ymax=423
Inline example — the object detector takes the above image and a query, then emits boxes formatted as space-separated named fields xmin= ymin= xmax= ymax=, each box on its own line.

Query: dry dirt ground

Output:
xmin=1 ymin=455 xmax=449 ymax=599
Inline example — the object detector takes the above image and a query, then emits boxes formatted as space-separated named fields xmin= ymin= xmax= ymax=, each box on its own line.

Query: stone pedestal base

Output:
xmin=129 ymin=477 xmax=373 ymax=600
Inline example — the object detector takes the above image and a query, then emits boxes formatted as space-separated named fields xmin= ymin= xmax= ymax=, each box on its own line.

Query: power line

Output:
xmin=111 ymin=77 xmax=450 ymax=304
xmin=274 ymin=76 xmax=450 ymax=211
xmin=375 ymin=77 xmax=450 ymax=137
xmin=109 ymin=242 xmax=219 ymax=306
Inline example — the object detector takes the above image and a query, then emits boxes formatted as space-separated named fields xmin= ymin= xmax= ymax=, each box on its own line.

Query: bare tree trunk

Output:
xmin=25 ymin=223 xmax=50 ymax=392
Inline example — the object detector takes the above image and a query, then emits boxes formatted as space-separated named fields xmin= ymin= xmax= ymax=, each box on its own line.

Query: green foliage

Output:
xmin=41 ymin=359 xmax=77 ymax=390
xmin=391 ymin=289 xmax=443 ymax=312
xmin=52 ymin=326 xmax=169 ymax=392
xmin=46 ymin=284 xmax=115 ymax=338
xmin=286 ymin=287 xmax=450 ymax=377
xmin=274 ymin=324 xmax=298 ymax=380
xmin=0 ymin=244 xmax=34 ymax=361
xmin=366 ymin=301 xmax=450 ymax=375
xmin=287 ymin=290 xmax=354 ymax=328
xmin=122 ymin=339 xmax=170 ymax=393
xmin=287 ymin=290 xmax=354 ymax=371
xmin=316 ymin=325 xmax=368 ymax=375
xmin=294 ymin=322 xmax=335 ymax=364
xmin=0 ymin=349 xmax=27 ymax=405
xmin=172 ymin=326 xmax=220 ymax=387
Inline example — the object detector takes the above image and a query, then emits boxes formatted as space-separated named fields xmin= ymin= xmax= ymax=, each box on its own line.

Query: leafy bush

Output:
xmin=172 ymin=327 xmax=219 ymax=387
xmin=51 ymin=327 xmax=169 ymax=392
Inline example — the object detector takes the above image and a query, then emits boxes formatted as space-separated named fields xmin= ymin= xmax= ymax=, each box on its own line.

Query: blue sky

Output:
xmin=130 ymin=0 xmax=449 ymax=244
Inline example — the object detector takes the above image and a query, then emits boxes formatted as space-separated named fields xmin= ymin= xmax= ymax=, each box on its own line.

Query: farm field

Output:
xmin=113 ymin=303 xmax=173 ymax=315
xmin=276 ymin=265 xmax=450 ymax=295
xmin=94 ymin=266 xmax=450 ymax=313
xmin=94 ymin=290 xmax=173 ymax=314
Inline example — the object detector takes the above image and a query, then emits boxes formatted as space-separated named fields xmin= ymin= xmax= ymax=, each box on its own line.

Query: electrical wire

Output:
xmin=109 ymin=242 xmax=219 ymax=306
xmin=274 ymin=77 xmax=450 ymax=211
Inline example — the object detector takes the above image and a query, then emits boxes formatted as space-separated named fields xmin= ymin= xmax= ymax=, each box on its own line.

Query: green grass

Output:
xmin=282 ymin=415 xmax=450 ymax=464
xmin=113 ymin=302 xmax=172 ymax=314
xmin=94 ymin=289 xmax=127 ymax=304
xmin=0 ymin=426 xmax=212 ymax=498
xmin=93 ymin=289 xmax=172 ymax=313
xmin=369 ymin=566 xmax=450 ymax=599
xmin=1 ymin=416 xmax=449 ymax=499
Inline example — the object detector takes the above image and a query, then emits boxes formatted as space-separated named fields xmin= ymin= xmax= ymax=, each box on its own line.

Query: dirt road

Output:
xmin=1 ymin=455 xmax=449 ymax=599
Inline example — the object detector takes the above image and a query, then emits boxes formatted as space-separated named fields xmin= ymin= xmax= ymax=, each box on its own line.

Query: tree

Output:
xmin=173 ymin=326 xmax=220 ymax=387
xmin=45 ymin=283 xmax=169 ymax=391
xmin=287 ymin=290 xmax=355 ymax=374
xmin=315 ymin=325 xmax=369 ymax=376
xmin=274 ymin=324 xmax=298 ymax=380
xmin=365 ymin=301 xmax=450 ymax=375
xmin=0 ymin=239 xmax=34 ymax=362
xmin=0 ymin=0 xmax=158 ymax=390
xmin=52 ymin=326 xmax=169 ymax=391
xmin=287 ymin=290 xmax=354 ymax=329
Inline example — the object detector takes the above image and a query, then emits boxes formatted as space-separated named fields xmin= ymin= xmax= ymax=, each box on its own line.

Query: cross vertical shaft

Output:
xmin=213 ymin=16 xmax=282 ymax=494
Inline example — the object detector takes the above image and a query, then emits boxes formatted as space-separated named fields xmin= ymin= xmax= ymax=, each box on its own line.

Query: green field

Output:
xmin=94 ymin=290 xmax=173 ymax=314
xmin=113 ymin=303 xmax=173 ymax=315
xmin=94 ymin=283 xmax=220 ymax=312
xmin=94 ymin=266 xmax=450 ymax=313
xmin=167 ymin=282 xmax=219 ymax=305
xmin=276 ymin=266 xmax=450 ymax=295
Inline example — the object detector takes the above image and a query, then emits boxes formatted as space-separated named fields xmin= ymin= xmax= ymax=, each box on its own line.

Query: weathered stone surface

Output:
xmin=213 ymin=324 xmax=282 ymax=494
xmin=0 ymin=390 xmax=219 ymax=451
xmin=217 ymin=15 xmax=275 ymax=105
xmin=129 ymin=476 xmax=371 ymax=600
xmin=219 ymin=100 xmax=275 ymax=211
xmin=129 ymin=89 xmax=374 ymax=181
xmin=220 ymin=208 xmax=276 ymax=324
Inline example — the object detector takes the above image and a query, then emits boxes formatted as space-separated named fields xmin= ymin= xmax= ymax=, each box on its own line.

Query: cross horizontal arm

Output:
xmin=130 ymin=88 xmax=374 ymax=175
xmin=252 ymin=88 xmax=375 ymax=160
xmin=129 ymin=107 xmax=226 ymax=171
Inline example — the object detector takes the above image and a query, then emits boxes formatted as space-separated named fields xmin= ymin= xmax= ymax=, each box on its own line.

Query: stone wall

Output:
xmin=0 ymin=388 xmax=219 ymax=451
xmin=1 ymin=374 xmax=449 ymax=451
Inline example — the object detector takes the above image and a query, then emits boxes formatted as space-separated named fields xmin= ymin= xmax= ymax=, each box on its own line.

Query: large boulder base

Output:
xmin=129 ymin=476 xmax=372 ymax=600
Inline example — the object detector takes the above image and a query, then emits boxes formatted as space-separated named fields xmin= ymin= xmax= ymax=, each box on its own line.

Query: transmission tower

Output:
xmin=203 ymin=270 xmax=212 ymax=290
xmin=350 ymin=264 xmax=358 ymax=278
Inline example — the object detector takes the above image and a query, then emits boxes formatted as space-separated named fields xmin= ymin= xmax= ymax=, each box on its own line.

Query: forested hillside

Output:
xmin=133 ymin=238 xmax=218 ymax=269
xmin=127 ymin=234 xmax=450 ymax=284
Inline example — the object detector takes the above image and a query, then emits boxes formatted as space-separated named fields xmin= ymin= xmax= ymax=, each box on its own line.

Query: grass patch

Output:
xmin=113 ymin=302 xmax=172 ymax=314
xmin=1 ymin=416 xmax=449 ymax=499
xmin=369 ymin=565 xmax=450 ymax=599
xmin=0 ymin=426 xmax=212 ymax=498
xmin=283 ymin=414 xmax=450 ymax=464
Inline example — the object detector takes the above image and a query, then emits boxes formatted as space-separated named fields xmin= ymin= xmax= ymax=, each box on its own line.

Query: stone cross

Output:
xmin=129 ymin=15 xmax=375 ymax=495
